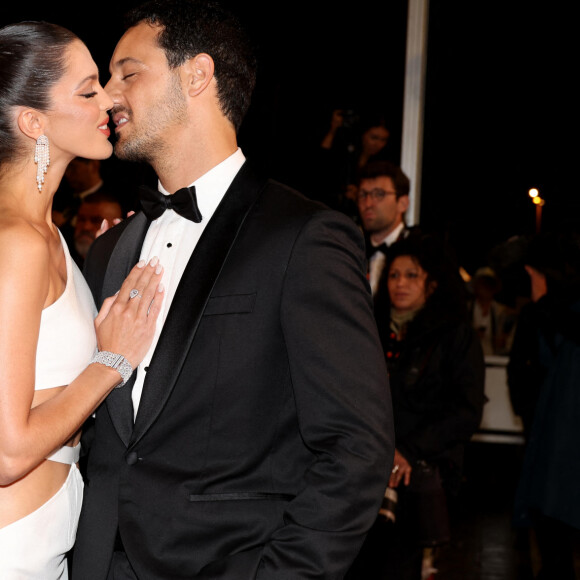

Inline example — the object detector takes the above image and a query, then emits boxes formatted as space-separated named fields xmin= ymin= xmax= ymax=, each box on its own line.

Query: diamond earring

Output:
xmin=34 ymin=135 xmax=50 ymax=192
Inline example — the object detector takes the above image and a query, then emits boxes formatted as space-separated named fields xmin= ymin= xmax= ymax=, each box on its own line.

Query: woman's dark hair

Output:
xmin=386 ymin=232 xmax=469 ymax=324
xmin=0 ymin=21 xmax=78 ymax=168
xmin=357 ymin=109 xmax=390 ymax=135
xmin=124 ymin=0 xmax=257 ymax=133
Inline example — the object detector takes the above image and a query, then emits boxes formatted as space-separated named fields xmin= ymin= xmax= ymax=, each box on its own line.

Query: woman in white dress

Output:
xmin=0 ymin=21 xmax=165 ymax=578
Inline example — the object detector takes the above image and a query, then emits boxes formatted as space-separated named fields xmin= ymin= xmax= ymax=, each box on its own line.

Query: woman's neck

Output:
xmin=390 ymin=307 xmax=422 ymax=340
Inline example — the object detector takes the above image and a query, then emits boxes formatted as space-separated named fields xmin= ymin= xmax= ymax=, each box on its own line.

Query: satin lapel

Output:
xmin=101 ymin=212 xmax=149 ymax=301
xmin=130 ymin=164 xmax=267 ymax=446
xmin=103 ymin=212 xmax=150 ymax=447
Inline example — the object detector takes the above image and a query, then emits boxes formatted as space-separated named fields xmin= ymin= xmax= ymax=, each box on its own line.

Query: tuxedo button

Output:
xmin=126 ymin=451 xmax=139 ymax=465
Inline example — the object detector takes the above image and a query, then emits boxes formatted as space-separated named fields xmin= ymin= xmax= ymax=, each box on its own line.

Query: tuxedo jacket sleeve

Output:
xmin=75 ymin=163 xmax=394 ymax=580
xmin=253 ymin=186 xmax=394 ymax=578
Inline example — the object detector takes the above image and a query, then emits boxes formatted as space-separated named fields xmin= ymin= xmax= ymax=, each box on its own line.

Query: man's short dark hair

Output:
xmin=125 ymin=0 xmax=257 ymax=133
xmin=358 ymin=160 xmax=410 ymax=199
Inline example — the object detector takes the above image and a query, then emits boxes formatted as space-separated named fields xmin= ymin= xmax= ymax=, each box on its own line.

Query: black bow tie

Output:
xmin=367 ymin=242 xmax=388 ymax=259
xmin=138 ymin=185 xmax=203 ymax=223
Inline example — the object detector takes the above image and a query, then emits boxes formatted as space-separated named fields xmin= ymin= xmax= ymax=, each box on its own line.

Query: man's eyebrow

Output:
xmin=112 ymin=57 xmax=144 ymax=69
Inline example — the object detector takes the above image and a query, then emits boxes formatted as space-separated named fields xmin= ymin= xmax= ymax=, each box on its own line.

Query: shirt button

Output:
xmin=126 ymin=451 xmax=139 ymax=466
xmin=167 ymin=242 xmax=172 ymax=248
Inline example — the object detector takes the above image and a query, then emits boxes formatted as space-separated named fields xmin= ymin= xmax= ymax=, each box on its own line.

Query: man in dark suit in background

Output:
xmin=71 ymin=191 xmax=123 ymax=268
xmin=356 ymin=160 xmax=412 ymax=297
xmin=72 ymin=1 xmax=394 ymax=578
xmin=52 ymin=157 xmax=107 ymax=230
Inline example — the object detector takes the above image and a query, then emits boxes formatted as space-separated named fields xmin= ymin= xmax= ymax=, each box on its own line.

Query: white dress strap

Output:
xmin=46 ymin=442 xmax=81 ymax=465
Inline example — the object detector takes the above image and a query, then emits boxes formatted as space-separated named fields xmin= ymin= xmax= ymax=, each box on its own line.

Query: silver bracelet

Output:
xmin=90 ymin=351 xmax=133 ymax=387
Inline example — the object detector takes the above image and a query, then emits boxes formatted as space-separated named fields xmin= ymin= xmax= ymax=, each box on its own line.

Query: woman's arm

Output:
xmin=0 ymin=224 xmax=163 ymax=484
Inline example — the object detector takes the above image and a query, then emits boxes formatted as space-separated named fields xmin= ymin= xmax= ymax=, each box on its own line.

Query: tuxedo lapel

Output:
xmin=103 ymin=212 xmax=150 ymax=447
xmin=130 ymin=163 xmax=267 ymax=446
xmin=101 ymin=212 xmax=149 ymax=302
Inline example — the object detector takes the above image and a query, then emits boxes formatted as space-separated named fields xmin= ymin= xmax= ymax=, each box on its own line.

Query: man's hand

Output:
xmin=389 ymin=448 xmax=412 ymax=488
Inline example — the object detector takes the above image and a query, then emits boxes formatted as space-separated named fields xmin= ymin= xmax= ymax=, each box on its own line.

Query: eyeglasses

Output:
xmin=357 ymin=188 xmax=397 ymax=202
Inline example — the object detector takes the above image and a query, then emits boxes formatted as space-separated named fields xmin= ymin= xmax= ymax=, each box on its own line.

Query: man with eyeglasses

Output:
xmin=356 ymin=160 xmax=413 ymax=296
xmin=348 ymin=160 xmax=418 ymax=580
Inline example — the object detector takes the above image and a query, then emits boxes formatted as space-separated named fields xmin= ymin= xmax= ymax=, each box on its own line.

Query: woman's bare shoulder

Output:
xmin=0 ymin=217 xmax=49 ymax=258
xmin=0 ymin=218 xmax=50 ymax=286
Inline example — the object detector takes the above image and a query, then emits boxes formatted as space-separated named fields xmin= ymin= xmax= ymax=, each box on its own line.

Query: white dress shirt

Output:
xmin=368 ymin=222 xmax=405 ymax=295
xmin=131 ymin=148 xmax=246 ymax=418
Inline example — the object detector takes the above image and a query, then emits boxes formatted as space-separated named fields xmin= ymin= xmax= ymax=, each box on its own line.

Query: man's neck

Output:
xmin=153 ymin=121 xmax=238 ymax=191
xmin=157 ymin=147 xmax=244 ymax=196
xmin=370 ymin=221 xmax=404 ymax=246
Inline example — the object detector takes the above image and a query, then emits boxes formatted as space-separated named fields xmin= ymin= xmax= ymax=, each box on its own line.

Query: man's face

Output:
xmin=105 ymin=22 xmax=188 ymax=164
xmin=357 ymin=176 xmax=408 ymax=239
xmin=74 ymin=201 xmax=122 ymax=258
xmin=64 ymin=159 xmax=100 ymax=193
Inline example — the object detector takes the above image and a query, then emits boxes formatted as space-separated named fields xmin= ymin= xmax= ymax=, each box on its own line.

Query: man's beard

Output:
xmin=114 ymin=74 xmax=188 ymax=164
xmin=114 ymin=122 xmax=167 ymax=164
xmin=74 ymin=235 xmax=93 ymax=259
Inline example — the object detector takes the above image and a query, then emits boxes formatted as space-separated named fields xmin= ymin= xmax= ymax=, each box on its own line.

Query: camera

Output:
xmin=340 ymin=109 xmax=359 ymax=130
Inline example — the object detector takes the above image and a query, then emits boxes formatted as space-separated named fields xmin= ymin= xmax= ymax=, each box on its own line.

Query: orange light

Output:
xmin=532 ymin=196 xmax=542 ymax=205
xmin=529 ymin=188 xmax=539 ymax=198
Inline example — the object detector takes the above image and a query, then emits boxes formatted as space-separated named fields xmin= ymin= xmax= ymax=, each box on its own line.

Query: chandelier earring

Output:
xmin=34 ymin=134 xmax=50 ymax=192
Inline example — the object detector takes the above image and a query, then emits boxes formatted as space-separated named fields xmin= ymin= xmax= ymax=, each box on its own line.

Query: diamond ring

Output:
xmin=129 ymin=288 xmax=141 ymax=299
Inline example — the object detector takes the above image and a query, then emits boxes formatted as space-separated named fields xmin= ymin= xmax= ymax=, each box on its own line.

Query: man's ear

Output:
xmin=398 ymin=194 xmax=410 ymax=214
xmin=16 ymin=107 xmax=45 ymax=141
xmin=182 ymin=53 xmax=215 ymax=97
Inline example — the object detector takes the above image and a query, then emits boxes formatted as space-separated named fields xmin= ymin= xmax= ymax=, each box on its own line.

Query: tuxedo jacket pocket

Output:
xmin=203 ymin=293 xmax=257 ymax=316
xmin=188 ymin=491 xmax=294 ymax=502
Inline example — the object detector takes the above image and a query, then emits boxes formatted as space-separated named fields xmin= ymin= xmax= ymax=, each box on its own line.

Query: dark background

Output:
xmin=1 ymin=1 xmax=573 ymax=282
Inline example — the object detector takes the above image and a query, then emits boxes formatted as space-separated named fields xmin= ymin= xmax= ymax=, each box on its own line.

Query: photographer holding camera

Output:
xmin=310 ymin=107 xmax=391 ymax=220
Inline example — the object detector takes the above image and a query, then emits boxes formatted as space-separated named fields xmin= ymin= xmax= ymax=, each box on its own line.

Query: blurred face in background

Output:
xmin=361 ymin=125 xmax=389 ymax=157
xmin=64 ymin=158 xmax=102 ymax=193
xmin=387 ymin=255 xmax=429 ymax=312
xmin=357 ymin=176 xmax=408 ymax=241
xmin=74 ymin=200 xmax=122 ymax=258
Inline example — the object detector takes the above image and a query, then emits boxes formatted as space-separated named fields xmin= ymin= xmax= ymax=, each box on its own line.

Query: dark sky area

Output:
xmin=1 ymin=2 xmax=573 ymax=283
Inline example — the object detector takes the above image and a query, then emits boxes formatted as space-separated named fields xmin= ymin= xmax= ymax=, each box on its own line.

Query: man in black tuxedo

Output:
xmin=356 ymin=160 xmax=412 ymax=297
xmin=72 ymin=1 xmax=394 ymax=578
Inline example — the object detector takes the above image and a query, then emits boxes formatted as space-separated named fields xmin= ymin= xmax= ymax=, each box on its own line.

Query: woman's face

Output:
xmin=387 ymin=255 xmax=429 ymax=312
xmin=361 ymin=125 xmax=389 ymax=156
xmin=46 ymin=40 xmax=113 ymax=164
